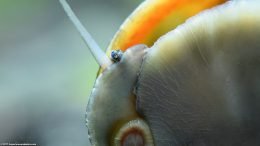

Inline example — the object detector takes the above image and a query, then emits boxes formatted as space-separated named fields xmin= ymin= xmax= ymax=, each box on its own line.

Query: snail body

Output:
xmin=60 ymin=0 xmax=260 ymax=145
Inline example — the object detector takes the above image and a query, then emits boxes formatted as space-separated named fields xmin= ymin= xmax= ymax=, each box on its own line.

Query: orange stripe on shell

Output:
xmin=107 ymin=0 xmax=226 ymax=52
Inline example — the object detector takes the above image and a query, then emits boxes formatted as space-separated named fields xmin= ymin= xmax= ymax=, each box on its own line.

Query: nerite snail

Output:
xmin=60 ymin=0 xmax=260 ymax=145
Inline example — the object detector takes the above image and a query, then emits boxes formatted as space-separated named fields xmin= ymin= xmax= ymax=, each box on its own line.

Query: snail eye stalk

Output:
xmin=111 ymin=50 xmax=124 ymax=62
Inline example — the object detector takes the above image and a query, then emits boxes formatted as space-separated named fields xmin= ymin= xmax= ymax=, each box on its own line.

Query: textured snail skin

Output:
xmin=86 ymin=45 xmax=147 ymax=146
xmin=136 ymin=1 xmax=260 ymax=145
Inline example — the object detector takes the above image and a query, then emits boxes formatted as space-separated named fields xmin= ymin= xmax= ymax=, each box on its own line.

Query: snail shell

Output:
xmin=137 ymin=1 xmax=260 ymax=145
xmin=86 ymin=0 xmax=260 ymax=146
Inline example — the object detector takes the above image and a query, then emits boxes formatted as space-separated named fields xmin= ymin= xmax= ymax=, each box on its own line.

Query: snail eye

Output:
xmin=111 ymin=50 xmax=124 ymax=62
xmin=114 ymin=119 xmax=154 ymax=146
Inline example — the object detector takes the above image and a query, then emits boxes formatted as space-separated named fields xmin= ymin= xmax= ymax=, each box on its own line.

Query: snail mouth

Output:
xmin=121 ymin=129 xmax=145 ymax=145
xmin=113 ymin=119 xmax=154 ymax=146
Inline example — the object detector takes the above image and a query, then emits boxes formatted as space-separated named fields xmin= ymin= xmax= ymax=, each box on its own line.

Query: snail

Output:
xmin=60 ymin=0 xmax=260 ymax=146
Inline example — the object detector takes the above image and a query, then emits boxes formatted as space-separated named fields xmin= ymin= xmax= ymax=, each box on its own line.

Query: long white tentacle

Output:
xmin=59 ymin=0 xmax=112 ymax=69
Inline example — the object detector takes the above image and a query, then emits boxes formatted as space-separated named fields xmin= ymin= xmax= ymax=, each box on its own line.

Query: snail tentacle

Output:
xmin=59 ymin=0 xmax=112 ymax=69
